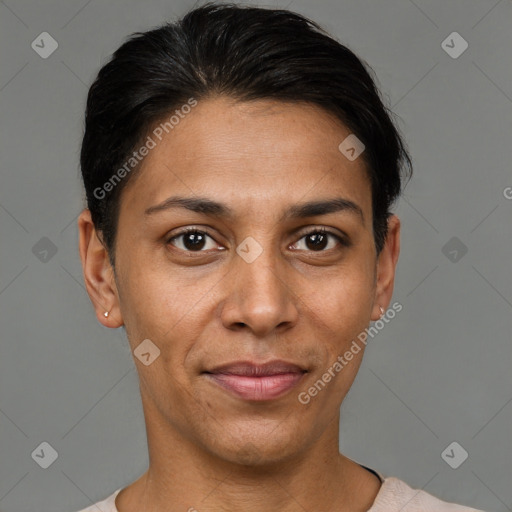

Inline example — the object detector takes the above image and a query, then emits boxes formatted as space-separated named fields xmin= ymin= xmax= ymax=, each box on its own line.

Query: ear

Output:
xmin=77 ymin=208 xmax=124 ymax=328
xmin=371 ymin=214 xmax=400 ymax=321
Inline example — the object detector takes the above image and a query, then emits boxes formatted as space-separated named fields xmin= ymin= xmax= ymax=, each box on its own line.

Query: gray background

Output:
xmin=0 ymin=0 xmax=511 ymax=511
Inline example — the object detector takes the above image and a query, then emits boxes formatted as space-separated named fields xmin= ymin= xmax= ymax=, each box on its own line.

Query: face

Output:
xmin=79 ymin=96 xmax=399 ymax=466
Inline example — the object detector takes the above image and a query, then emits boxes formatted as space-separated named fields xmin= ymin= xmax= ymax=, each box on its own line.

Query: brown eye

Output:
xmin=291 ymin=228 xmax=347 ymax=252
xmin=168 ymin=229 xmax=218 ymax=252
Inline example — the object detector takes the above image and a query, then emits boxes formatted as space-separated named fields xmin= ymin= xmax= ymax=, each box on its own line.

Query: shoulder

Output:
xmin=74 ymin=488 xmax=121 ymax=512
xmin=369 ymin=476 xmax=486 ymax=512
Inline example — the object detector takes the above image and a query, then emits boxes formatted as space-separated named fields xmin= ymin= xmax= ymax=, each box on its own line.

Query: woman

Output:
xmin=76 ymin=3 xmax=484 ymax=511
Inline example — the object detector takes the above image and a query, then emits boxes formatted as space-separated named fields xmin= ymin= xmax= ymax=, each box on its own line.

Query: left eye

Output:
xmin=290 ymin=229 xmax=344 ymax=252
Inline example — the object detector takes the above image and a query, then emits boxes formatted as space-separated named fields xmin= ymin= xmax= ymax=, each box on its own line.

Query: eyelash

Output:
xmin=166 ymin=227 xmax=348 ymax=253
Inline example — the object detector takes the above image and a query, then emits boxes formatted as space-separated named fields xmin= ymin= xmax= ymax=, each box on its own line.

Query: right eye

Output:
xmin=167 ymin=228 xmax=223 ymax=253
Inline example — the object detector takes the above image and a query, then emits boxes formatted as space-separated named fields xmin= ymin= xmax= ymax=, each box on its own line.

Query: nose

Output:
xmin=220 ymin=245 xmax=299 ymax=338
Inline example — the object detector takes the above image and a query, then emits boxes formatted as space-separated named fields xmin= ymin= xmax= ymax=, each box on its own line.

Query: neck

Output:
xmin=116 ymin=395 xmax=381 ymax=512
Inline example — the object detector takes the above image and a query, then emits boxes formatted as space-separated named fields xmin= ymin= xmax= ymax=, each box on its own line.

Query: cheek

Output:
xmin=117 ymin=250 xmax=191 ymax=331
xmin=298 ymin=272 xmax=373 ymax=409
xmin=124 ymin=272 xmax=215 ymax=374
xmin=303 ymin=264 xmax=375 ymax=329
xmin=296 ymin=274 xmax=375 ymax=383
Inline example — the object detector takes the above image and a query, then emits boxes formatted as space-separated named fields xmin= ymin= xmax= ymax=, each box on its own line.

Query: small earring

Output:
xmin=379 ymin=306 xmax=385 ymax=318
xmin=104 ymin=311 xmax=109 ymax=318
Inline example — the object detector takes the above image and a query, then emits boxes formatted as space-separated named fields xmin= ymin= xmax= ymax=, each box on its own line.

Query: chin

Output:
xmin=205 ymin=421 xmax=306 ymax=468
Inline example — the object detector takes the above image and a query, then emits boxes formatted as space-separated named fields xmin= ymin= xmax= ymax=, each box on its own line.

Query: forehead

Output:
xmin=119 ymin=96 xmax=372 ymax=222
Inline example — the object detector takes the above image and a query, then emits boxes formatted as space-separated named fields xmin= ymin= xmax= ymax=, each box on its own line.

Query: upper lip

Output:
xmin=204 ymin=360 xmax=307 ymax=377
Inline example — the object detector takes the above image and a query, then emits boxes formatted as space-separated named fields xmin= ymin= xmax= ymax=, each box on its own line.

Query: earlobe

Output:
xmin=372 ymin=215 xmax=400 ymax=320
xmin=77 ymin=208 xmax=124 ymax=328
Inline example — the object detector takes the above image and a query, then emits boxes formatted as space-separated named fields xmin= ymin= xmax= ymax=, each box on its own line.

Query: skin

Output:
xmin=78 ymin=96 xmax=400 ymax=512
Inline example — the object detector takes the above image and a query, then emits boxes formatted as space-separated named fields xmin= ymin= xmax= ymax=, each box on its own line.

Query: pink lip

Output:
xmin=203 ymin=360 xmax=307 ymax=401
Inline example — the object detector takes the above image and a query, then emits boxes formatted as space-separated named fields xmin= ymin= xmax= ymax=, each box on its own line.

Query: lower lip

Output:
xmin=204 ymin=372 xmax=306 ymax=401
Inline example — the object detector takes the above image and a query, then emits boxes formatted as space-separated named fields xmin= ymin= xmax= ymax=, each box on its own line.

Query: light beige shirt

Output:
xmin=76 ymin=475 xmax=485 ymax=511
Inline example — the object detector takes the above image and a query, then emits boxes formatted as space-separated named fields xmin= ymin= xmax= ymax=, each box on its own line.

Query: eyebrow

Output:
xmin=144 ymin=195 xmax=364 ymax=223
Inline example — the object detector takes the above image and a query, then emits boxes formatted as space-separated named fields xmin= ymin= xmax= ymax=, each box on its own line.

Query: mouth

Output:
xmin=202 ymin=360 xmax=307 ymax=401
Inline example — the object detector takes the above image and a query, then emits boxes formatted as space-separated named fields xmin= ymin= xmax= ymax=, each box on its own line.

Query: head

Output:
xmin=78 ymin=3 xmax=411 ymax=467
